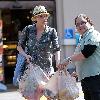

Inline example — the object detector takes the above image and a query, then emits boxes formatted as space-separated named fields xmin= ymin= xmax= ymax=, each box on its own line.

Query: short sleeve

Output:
xmin=84 ymin=30 xmax=100 ymax=47
xmin=18 ymin=26 xmax=29 ymax=49
xmin=50 ymin=28 xmax=60 ymax=53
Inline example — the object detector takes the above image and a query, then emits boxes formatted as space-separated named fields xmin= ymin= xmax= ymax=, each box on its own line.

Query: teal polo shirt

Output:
xmin=74 ymin=27 xmax=100 ymax=81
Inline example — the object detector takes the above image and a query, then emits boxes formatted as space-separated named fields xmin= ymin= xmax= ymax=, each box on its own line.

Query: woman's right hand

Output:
xmin=25 ymin=54 xmax=32 ymax=63
xmin=17 ymin=45 xmax=32 ymax=63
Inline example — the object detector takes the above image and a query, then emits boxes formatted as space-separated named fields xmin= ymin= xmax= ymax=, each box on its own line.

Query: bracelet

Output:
xmin=66 ymin=57 xmax=72 ymax=63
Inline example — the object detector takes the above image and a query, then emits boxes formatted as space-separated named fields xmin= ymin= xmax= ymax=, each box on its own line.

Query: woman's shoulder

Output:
xmin=23 ymin=24 xmax=36 ymax=33
xmin=85 ymin=29 xmax=100 ymax=43
xmin=92 ymin=29 xmax=100 ymax=42
xmin=22 ymin=25 xmax=33 ymax=31
xmin=27 ymin=24 xmax=36 ymax=29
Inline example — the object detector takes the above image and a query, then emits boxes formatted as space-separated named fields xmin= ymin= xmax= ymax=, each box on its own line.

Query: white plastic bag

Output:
xmin=44 ymin=70 xmax=79 ymax=100
xmin=58 ymin=69 xmax=79 ymax=100
xmin=18 ymin=63 xmax=49 ymax=99
xmin=44 ymin=71 xmax=59 ymax=99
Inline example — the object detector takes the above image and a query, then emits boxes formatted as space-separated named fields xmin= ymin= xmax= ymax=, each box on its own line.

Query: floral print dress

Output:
xmin=18 ymin=24 xmax=60 ymax=99
xmin=18 ymin=24 xmax=60 ymax=75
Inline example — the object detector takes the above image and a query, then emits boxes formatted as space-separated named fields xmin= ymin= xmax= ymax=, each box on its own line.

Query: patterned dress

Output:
xmin=17 ymin=24 xmax=60 ymax=99
xmin=18 ymin=24 xmax=60 ymax=75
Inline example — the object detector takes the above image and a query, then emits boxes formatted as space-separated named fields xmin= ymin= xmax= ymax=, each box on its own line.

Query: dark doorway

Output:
xmin=2 ymin=9 xmax=32 ymax=84
xmin=11 ymin=9 xmax=32 ymax=31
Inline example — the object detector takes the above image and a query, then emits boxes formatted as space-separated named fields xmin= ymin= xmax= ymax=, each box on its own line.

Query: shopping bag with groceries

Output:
xmin=44 ymin=69 xmax=79 ymax=100
xmin=18 ymin=63 xmax=49 ymax=99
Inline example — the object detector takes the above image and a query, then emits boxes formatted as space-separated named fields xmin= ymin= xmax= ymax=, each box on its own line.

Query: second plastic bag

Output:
xmin=58 ymin=69 xmax=79 ymax=100
xmin=44 ymin=69 xmax=79 ymax=100
xmin=44 ymin=71 xmax=59 ymax=99
xmin=18 ymin=63 xmax=49 ymax=99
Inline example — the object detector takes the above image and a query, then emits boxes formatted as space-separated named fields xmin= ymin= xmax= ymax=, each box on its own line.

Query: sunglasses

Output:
xmin=36 ymin=14 xmax=49 ymax=18
xmin=76 ymin=21 xmax=87 ymax=27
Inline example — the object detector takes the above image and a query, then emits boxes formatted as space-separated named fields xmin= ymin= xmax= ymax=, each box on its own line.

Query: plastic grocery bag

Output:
xmin=44 ymin=71 xmax=59 ymax=99
xmin=18 ymin=63 xmax=49 ymax=99
xmin=44 ymin=70 xmax=79 ymax=100
xmin=58 ymin=69 xmax=79 ymax=100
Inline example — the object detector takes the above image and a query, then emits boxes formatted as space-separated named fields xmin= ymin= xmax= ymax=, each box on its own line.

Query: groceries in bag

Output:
xmin=44 ymin=71 xmax=59 ymax=99
xmin=58 ymin=70 xmax=79 ymax=100
xmin=19 ymin=63 xmax=49 ymax=99
xmin=44 ymin=70 xmax=79 ymax=100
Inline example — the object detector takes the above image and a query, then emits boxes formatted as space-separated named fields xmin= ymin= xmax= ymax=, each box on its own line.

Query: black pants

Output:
xmin=81 ymin=74 xmax=100 ymax=100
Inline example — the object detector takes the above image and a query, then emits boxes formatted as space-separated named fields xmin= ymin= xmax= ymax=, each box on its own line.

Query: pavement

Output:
xmin=0 ymin=82 xmax=84 ymax=100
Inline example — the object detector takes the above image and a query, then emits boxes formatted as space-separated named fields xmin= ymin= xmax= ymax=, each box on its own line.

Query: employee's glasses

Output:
xmin=76 ymin=21 xmax=87 ymax=27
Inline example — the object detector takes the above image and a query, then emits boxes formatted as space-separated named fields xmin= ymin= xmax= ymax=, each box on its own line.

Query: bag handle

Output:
xmin=58 ymin=68 xmax=68 ymax=76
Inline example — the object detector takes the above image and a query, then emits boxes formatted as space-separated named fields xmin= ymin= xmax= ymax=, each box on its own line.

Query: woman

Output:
xmin=58 ymin=14 xmax=100 ymax=100
xmin=14 ymin=5 xmax=60 ymax=100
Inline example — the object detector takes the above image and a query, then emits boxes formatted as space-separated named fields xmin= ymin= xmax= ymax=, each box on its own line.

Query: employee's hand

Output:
xmin=57 ymin=61 xmax=69 ymax=70
xmin=71 ymin=71 xmax=78 ymax=78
